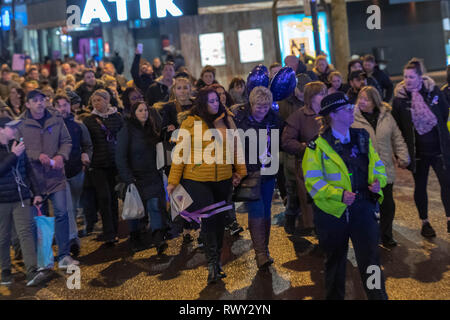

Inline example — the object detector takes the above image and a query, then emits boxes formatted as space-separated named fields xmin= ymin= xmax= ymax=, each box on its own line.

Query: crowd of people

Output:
xmin=0 ymin=46 xmax=449 ymax=300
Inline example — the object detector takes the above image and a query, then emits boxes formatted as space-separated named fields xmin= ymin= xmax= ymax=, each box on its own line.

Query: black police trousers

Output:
xmin=314 ymin=199 xmax=388 ymax=300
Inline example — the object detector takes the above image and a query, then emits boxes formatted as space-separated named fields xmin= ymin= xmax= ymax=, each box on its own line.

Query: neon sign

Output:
xmin=78 ymin=0 xmax=186 ymax=25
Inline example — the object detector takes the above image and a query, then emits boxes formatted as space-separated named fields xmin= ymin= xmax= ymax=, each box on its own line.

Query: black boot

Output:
xmin=205 ymin=232 xmax=220 ymax=284
xmin=152 ymin=230 xmax=168 ymax=255
xmin=129 ymin=231 xmax=146 ymax=253
xmin=207 ymin=263 xmax=219 ymax=285
xmin=284 ymin=215 xmax=296 ymax=235
xmin=216 ymin=263 xmax=227 ymax=279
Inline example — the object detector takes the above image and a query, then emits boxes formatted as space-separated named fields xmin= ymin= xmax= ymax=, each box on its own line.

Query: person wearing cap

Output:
xmin=0 ymin=117 xmax=49 ymax=286
xmin=17 ymin=89 xmax=78 ymax=269
xmin=53 ymin=94 xmax=93 ymax=257
xmin=347 ymin=70 xmax=367 ymax=104
xmin=282 ymin=81 xmax=327 ymax=234
xmin=344 ymin=59 xmax=382 ymax=98
xmin=302 ymin=92 xmax=388 ymax=300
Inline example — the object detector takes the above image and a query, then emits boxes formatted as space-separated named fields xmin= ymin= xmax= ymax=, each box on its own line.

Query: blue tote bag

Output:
xmin=34 ymin=206 xmax=55 ymax=269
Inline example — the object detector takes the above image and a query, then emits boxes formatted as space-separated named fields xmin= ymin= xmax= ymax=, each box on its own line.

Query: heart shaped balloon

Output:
xmin=247 ymin=65 xmax=270 ymax=96
xmin=270 ymin=67 xmax=297 ymax=101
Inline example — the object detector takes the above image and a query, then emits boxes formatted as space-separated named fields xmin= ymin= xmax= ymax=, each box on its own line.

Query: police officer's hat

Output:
xmin=319 ymin=92 xmax=351 ymax=116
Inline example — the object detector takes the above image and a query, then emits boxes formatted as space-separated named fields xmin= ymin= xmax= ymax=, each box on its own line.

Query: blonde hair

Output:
xmin=328 ymin=71 xmax=342 ymax=83
xmin=249 ymin=86 xmax=273 ymax=106
xmin=315 ymin=55 xmax=328 ymax=66
xmin=304 ymin=81 xmax=327 ymax=107
xmin=357 ymin=86 xmax=390 ymax=111
xmin=101 ymin=74 xmax=117 ymax=87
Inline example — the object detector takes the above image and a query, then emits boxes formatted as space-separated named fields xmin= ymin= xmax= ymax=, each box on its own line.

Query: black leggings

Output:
xmin=181 ymin=179 xmax=232 ymax=264
xmin=380 ymin=184 xmax=395 ymax=242
xmin=413 ymin=156 xmax=450 ymax=220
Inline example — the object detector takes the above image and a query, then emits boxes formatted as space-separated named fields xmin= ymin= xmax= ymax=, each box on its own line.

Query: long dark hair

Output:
xmin=122 ymin=87 xmax=143 ymax=115
xmin=190 ymin=86 xmax=230 ymax=129
xmin=129 ymin=101 xmax=162 ymax=144
xmin=210 ymin=83 xmax=234 ymax=108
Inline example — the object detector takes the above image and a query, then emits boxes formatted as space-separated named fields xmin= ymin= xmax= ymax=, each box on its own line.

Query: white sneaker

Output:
xmin=58 ymin=255 xmax=79 ymax=270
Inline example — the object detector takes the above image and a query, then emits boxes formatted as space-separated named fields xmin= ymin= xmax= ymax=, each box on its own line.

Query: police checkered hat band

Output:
xmin=319 ymin=92 xmax=351 ymax=116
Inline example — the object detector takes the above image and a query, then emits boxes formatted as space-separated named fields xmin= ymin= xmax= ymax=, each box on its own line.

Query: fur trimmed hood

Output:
xmin=394 ymin=75 xmax=435 ymax=99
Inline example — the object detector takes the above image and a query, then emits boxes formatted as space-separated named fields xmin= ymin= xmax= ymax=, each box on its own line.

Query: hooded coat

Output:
xmin=352 ymin=104 xmax=410 ymax=184
xmin=392 ymin=76 xmax=450 ymax=172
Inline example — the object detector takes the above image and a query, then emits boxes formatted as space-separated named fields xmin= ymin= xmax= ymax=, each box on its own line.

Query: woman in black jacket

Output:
xmin=83 ymin=89 xmax=124 ymax=246
xmin=232 ymin=86 xmax=284 ymax=269
xmin=115 ymin=102 xmax=168 ymax=254
xmin=392 ymin=58 xmax=450 ymax=237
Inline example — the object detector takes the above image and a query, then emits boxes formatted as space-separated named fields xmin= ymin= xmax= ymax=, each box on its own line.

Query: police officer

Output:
xmin=302 ymin=92 xmax=388 ymax=300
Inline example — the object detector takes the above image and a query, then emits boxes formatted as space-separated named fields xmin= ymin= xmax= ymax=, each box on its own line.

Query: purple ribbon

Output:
xmin=180 ymin=201 xmax=233 ymax=224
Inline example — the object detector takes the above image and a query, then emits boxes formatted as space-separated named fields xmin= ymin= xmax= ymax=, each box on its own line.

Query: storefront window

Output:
xmin=199 ymin=32 xmax=227 ymax=67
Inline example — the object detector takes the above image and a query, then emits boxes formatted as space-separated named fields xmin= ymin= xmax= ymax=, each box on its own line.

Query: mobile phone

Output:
xmin=137 ymin=43 xmax=143 ymax=54
xmin=19 ymin=137 xmax=23 ymax=143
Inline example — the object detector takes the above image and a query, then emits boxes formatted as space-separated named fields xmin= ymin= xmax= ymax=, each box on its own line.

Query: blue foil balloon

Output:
xmin=252 ymin=64 xmax=269 ymax=76
xmin=270 ymin=67 xmax=297 ymax=102
xmin=247 ymin=66 xmax=270 ymax=96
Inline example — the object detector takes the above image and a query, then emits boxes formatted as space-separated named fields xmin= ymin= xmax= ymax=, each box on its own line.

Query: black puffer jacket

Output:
xmin=232 ymin=103 xmax=284 ymax=177
xmin=0 ymin=141 xmax=40 ymax=203
xmin=83 ymin=108 xmax=123 ymax=169
xmin=115 ymin=118 xmax=164 ymax=201
xmin=392 ymin=76 xmax=450 ymax=172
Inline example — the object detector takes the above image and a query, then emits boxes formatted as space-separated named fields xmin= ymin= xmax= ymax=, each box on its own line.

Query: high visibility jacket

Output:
xmin=302 ymin=130 xmax=387 ymax=218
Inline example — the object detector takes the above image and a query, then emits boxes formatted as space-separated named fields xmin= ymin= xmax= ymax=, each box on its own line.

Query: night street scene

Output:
xmin=0 ymin=0 xmax=449 ymax=309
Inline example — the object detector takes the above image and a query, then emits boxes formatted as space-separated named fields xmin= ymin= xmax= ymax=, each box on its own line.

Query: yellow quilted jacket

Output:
xmin=168 ymin=113 xmax=247 ymax=185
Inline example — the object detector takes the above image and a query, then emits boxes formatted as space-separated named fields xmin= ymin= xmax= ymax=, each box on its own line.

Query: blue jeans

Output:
xmin=66 ymin=171 xmax=85 ymax=242
xmin=127 ymin=198 xmax=163 ymax=233
xmin=48 ymin=189 xmax=70 ymax=261
xmin=246 ymin=177 xmax=276 ymax=220
xmin=67 ymin=171 xmax=85 ymax=217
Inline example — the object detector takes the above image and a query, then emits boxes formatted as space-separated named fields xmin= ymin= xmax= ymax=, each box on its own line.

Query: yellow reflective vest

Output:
xmin=302 ymin=131 xmax=387 ymax=218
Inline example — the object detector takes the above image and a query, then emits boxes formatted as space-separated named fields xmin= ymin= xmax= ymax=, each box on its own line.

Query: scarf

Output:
xmin=91 ymin=106 xmax=118 ymax=118
xmin=410 ymin=83 xmax=437 ymax=135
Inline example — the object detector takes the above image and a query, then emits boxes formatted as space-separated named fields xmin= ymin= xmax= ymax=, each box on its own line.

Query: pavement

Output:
xmin=0 ymin=167 xmax=449 ymax=300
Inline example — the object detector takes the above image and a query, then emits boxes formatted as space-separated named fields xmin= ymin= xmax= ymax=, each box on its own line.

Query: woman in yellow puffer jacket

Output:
xmin=167 ymin=86 xmax=247 ymax=285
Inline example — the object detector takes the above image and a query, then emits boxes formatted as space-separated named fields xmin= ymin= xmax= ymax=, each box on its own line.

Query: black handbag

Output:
xmin=232 ymin=171 xmax=262 ymax=202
